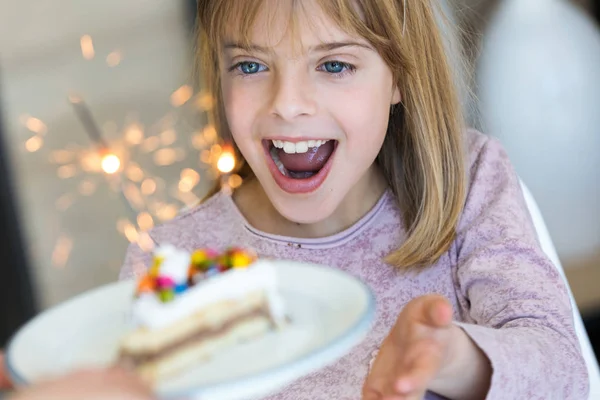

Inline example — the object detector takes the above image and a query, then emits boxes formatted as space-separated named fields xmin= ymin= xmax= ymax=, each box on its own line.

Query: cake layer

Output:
xmin=125 ymin=314 xmax=273 ymax=381
xmin=121 ymin=290 xmax=269 ymax=353
xmin=121 ymin=307 xmax=272 ymax=367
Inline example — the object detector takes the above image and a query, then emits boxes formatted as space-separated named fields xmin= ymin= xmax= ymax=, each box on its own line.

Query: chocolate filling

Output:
xmin=119 ymin=307 xmax=273 ymax=368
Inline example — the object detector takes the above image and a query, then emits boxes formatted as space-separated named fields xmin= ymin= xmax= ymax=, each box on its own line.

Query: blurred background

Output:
xmin=0 ymin=0 xmax=598 ymax=361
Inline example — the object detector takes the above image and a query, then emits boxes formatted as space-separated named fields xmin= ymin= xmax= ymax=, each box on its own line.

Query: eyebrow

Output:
xmin=223 ymin=41 xmax=373 ymax=53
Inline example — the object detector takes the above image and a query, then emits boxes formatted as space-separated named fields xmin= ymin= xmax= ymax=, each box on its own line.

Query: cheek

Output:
xmin=221 ymin=81 xmax=268 ymax=168
xmin=332 ymin=84 xmax=391 ymax=154
xmin=222 ymin=83 xmax=257 ymax=141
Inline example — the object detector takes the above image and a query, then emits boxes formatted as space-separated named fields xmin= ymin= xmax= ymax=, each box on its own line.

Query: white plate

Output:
xmin=6 ymin=260 xmax=375 ymax=400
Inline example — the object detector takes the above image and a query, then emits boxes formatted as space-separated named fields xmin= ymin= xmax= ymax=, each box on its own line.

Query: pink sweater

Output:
xmin=120 ymin=131 xmax=589 ymax=399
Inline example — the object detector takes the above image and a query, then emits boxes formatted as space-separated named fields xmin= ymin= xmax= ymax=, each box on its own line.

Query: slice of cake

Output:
xmin=118 ymin=245 xmax=286 ymax=381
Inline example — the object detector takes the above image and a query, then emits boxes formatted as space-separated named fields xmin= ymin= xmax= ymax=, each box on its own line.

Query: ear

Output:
xmin=391 ymin=85 xmax=401 ymax=105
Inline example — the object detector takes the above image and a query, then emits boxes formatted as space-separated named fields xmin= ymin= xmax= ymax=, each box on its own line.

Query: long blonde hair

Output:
xmin=195 ymin=0 xmax=469 ymax=269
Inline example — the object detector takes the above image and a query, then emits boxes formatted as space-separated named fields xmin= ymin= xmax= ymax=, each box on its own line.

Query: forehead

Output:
xmin=222 ymin=0 xmax=364 ymax=53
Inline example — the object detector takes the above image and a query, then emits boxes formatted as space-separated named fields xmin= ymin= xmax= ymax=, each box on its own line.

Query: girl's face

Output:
xmin=221 ymin=0 xmax=400 ymax=224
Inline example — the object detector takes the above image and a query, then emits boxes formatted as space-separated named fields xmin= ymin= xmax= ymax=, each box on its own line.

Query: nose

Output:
xmin=269 ymin=69 xmax=317 ymax=121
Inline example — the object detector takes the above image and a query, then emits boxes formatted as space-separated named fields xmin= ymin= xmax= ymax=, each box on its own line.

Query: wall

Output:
xmin=0 ymin=0 xmax=210 ymax=308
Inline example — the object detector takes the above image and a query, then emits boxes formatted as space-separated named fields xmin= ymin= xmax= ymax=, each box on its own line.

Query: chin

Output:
xmin=269 ymin=193 xmax=340 ymax=225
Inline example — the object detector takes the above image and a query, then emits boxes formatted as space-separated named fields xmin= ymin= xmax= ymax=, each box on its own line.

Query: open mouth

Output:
xmin=262 ymin=138 xmax=338 ymax=193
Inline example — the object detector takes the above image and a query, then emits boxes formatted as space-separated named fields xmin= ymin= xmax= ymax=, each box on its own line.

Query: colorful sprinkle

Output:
xmin=205 ymin=248 xmax=219 ymax=258
xmin=159 ymin=289 xmax=175 ymax=303
xmin=191 ymin=250 xmax=208 ymax=265
xmin=217 ymin=263 xmax=229 ymax=272
xmin=136 ymin=275 xmax=155 ymax=293
xmin=191 ymin=249 xmax=217 ymax=271
xmin=217 ymin=254 xmax=230 ymax=269
xmin=139 ymin=247 xmax=258 ymax=300
xmin=149 ymin=256 xmax=164 ymax=277
xmin=231 ymin=252 xmax=253 ymax=268
xmin=156 ymin=276 xmax=175 ymax=289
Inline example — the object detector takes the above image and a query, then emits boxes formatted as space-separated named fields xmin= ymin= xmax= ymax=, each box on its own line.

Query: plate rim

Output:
xmin=4 ymin=279 xmax=134 ymax=387
xmin=5 ymin=261 xmax=376 ymax=398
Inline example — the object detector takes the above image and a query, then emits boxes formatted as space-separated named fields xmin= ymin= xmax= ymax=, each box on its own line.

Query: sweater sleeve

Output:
xmin=452 ymin=135 xmax=589 ymax=399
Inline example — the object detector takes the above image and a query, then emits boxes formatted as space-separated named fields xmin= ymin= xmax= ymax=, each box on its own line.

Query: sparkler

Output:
xmin=20 ymin=34 xmax=242 ymax=269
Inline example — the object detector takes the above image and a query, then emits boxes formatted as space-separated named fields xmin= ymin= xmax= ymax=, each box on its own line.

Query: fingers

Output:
xmin=362 ymin=381 xmax=382 ymax=400
xmin=425 ymin=296 xmax=453 ymax=328
xmin=364 ymin=295 xmax=454 ymax=400
xmin=102 ymin=367 xmax=155 ymax=398
xmin=363 ymin=338 xmax=444 ymax=400
xmin=401 ymin=295 xmax=453 ymax=328
xmin=393 ymin=339 xmax=444 ymax=396
xmin=0 ymin=353 xmax=14 ymax=389
xmin=363 ymin=377 xmax=404 ymax=400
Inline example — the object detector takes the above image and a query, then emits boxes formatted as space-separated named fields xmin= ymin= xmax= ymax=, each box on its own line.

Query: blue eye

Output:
xmin=318 ymin=61 xmax=356 ymax=76
xmin=323 ymin=61 xmax=346 ymax=74
xmin=236 ymin=61 xmax=266 ymax=74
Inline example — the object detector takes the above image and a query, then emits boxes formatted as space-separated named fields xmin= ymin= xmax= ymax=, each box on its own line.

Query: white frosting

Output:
xmin=131 ymin=260 xmax=285 ymax=330
xmin=154 ymin=244 xmax=178 ymax=259
xmin=157 ymin=246 xmax=190 ymax=285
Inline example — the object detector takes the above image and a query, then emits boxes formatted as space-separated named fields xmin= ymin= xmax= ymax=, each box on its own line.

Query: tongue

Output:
xmin=277 ymin=141 xmax=334 ymax=172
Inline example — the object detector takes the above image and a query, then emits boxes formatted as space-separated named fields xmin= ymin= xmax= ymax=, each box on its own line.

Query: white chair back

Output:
xmin=520 ymin=180 xmax=600 ymax=398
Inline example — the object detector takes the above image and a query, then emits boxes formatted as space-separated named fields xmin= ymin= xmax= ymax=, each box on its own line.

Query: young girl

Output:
xmin=120 ymin=0 xmax=589 ymax=398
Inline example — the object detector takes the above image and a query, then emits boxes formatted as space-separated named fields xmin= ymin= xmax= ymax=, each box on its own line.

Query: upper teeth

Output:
xmin=272 ymin=139 xmax=329 ymax=154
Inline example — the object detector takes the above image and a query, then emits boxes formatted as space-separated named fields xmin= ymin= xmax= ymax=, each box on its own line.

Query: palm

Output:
xmin=362 ymin=295 xmax=454 ymax=400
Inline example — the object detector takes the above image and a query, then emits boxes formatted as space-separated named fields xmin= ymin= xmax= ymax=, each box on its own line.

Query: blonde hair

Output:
xmin=195 ymin=0 xmax=469 ymax=269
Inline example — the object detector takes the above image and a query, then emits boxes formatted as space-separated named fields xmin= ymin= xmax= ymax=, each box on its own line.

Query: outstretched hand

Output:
xmin=0 ymin=351 xmax=155 ymax=400
xmin=362 ymin=295 xmax=456 ymax=400
xmin=0 ymin=353 xmax=13 ymax=390
xmin=9 ymin=368 xmax=156 ymax=400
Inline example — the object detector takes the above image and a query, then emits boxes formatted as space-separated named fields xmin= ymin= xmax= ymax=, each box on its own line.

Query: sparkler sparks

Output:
xmin=52 ymin=235 xmax=73 ymax=269
xmin=20 ymin=38 xmax=241 ymax=270
xmin=217 ymin=148 xmax=236 ymax=174
xmin=80 ymin=35 xmax=95 ymax=60
xmin=23 ymin=94 xmax=237 ymax=250
xmin=101 ymin=154 xmax=121 ymax=174
xmin=106 ymin=51 xmax=122 ymax=67
xmin=170 ymin=85 xmax=193 ymax=107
